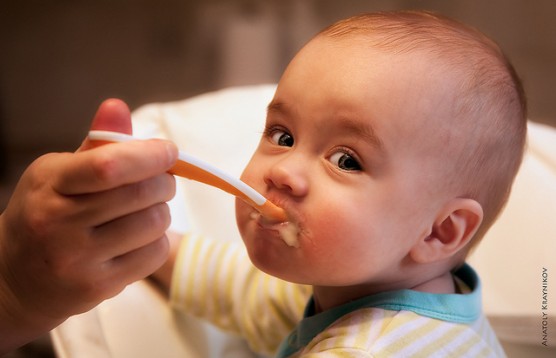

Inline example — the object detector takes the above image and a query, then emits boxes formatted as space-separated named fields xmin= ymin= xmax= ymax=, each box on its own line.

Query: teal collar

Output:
xmin=276 ymin=264 xmax=481 ymax=358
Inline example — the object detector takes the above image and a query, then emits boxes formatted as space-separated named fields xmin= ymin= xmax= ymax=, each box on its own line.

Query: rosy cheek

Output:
xmin=310 ymin=202 xmax=357 ymax=238
xmin=306 ymin=204 xmax=374 ymax=252
xmin=302 ymin=209 xmax=352 ymax=257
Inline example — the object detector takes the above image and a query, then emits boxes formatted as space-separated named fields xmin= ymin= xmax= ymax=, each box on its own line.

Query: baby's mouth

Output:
xmin=250 ymin=211 xmax=300 ymax=248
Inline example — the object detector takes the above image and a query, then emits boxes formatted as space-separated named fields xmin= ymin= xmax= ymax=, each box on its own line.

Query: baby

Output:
xmin=159 ymin=10 xmax=526 ymax=357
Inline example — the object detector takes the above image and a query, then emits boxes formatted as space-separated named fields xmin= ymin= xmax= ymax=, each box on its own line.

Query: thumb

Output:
xmin=78 ymin=99 xmax=133 ymax=151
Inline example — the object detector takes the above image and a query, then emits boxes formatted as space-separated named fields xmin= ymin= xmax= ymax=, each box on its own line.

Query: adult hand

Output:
xmin=0 ymin=99 xmax=178 ymax=352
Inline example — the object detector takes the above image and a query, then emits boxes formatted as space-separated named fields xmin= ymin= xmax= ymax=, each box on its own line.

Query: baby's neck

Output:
xmin=410 ymin=271 xmax=456 ymax=294
xmin=312 ymin=271 xmax=456 ymax=314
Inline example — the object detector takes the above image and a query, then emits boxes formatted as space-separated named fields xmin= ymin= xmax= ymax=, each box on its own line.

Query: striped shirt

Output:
xmin=171 ymin=234 xmax=505 ymax=357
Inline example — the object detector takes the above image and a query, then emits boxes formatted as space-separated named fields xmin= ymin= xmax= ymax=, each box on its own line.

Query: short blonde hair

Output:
xmin=320 ymin=11 xmax=527 ymax=244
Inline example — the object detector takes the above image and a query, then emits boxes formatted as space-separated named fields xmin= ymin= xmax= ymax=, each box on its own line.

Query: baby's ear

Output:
xmin=410 ymin=199 xmax=483 ymax=264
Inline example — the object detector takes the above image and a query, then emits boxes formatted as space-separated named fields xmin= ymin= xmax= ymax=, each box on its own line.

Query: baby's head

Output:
xmin=319 ymin=11 xmax=526 ymax=243
xmin=236 ymin=11 xmax=526 ymax=289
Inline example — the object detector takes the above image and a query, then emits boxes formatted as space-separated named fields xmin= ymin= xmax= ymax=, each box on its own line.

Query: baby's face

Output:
xmin=236 ymin=36 xmax=456 ymax=289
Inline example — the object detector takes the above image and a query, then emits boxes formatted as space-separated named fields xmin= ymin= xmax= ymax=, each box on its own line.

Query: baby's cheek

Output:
xmin=308 ymin=202 xmax=367 ymax=246
xmin=302 ymin=209 xmax=371 ymax=281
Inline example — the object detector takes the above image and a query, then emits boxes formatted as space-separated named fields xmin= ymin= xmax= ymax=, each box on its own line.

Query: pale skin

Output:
xmin=0 ymin=99 xmax=178 ymax=353
xmin=236 ymin=35 xmax=484 ymax=312
xmin=154 ymin=35 xmax=484 ymax=315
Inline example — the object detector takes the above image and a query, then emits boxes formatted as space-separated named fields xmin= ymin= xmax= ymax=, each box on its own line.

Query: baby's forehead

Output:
xmin=284 ymin=34 xmax=483 ymax=143
xmin=311 ymin=33 xmax=465 ymax=90
xmin=324 ymin=36 xmax=478 ymax=119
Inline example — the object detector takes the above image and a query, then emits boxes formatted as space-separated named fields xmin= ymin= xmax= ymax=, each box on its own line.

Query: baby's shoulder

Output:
xmin=303 ymin=308 xmax=496 ymax=357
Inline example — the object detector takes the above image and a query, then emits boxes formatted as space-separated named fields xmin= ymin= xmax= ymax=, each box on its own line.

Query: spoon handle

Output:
xmin=88 ymin=130 xmax=286 ymax=221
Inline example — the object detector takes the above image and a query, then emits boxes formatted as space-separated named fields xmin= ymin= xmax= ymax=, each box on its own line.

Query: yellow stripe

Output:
xmin=380 ymin=317 xmax=443 ymax=355
xmin=477 ymin=344 xmax=494 ymax=357
xmin=212 ymin=241 xmax=235 ymax=325
xmin=416 ymin=323 xmax=468 ymax=356
xmin=235 ymin=260 xmax=262 ymax=350
xmin=379 ymin=309 xmax=418 ymax=335
xmin=208 ymin=241 xmax=225 ymax=321
xmin=222 ymin=242 xmax=240 ymax=318
xmin=209 ymin=240 xmax=243 ymax=331
xmin=352 ymin=310 xmax=385 ymax=349
xmin=169 ymin=233 xmax=189 ymax=304
xmin=200 ymin=238 xmax=220 ymax=317
xmin=329 ymin=318 xmax=351 ymax=351
xmin=186 ymin=236 xmax=207 ymax=316
xmin=267 ymin=279 xmax=297 ymax=333
xmin=171 ymin=233 xmax=200 ymax=310
xmin=449 ymin=331 xmax=490 ymax=357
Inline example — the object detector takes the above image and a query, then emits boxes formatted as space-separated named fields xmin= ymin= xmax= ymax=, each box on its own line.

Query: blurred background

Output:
xmin=1 ymin=0 xmax=556 ymax=210
xmin=0 ymin=0 xmax=555 ymax=356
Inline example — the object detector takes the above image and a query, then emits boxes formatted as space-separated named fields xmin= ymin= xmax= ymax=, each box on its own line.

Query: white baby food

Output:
xmin=251 ymin=212 xmax=300 ymax=248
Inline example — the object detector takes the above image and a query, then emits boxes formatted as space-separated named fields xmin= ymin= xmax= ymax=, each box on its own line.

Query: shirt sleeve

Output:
xmin=170 ymin=233 xmax=311 ymax=356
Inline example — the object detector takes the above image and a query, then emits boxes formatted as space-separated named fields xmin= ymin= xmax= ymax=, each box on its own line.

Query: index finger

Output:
xmin=51 ymin=139 xmax=178 ymax=195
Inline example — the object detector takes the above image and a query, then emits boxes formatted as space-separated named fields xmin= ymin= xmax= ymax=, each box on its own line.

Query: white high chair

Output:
xmin=51 ymin=85 xmax=556 ymax=357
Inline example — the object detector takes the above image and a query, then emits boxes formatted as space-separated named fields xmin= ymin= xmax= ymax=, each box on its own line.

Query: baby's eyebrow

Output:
xmin=337 ymin=116 xmax=384 ymax=152
xmin=266 ymin=101 xmax=384 ymax=151
xmin=266 ymin=101 xmax=287 ymax=116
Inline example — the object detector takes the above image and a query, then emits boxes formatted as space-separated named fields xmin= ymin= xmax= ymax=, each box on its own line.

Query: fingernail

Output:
xmin=164 ymin=141 xmax=179 ymax=167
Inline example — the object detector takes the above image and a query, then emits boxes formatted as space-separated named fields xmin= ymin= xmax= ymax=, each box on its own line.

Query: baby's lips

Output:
xmin=250 ymin=211 xmax=300 ymax=248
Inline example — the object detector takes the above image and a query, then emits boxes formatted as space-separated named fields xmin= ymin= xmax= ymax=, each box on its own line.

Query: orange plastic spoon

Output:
xmin=88 ymin=130 xmax=287 ymax=222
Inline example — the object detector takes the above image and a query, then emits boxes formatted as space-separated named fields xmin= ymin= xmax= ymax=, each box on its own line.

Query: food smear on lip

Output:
xmin=279 ymin=222 xmax=300 ymax=247
xmin=250 ymin=212 xmax=300 ymax=248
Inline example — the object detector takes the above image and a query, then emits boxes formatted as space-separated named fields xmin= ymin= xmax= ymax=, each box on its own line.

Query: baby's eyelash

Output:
xmin=329 ymin=147 xmax=363 ymax=171
xmin=263 ymin=124 xmax=287 ymax=137
xmin=262 ymin=125 xmax=294 ymax=146
xmin=262 ymin=125 xmax=273 ymax=137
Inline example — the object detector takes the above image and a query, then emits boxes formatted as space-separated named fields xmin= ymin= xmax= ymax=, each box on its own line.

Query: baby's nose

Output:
xmin=264 ymin=161 xmax=309 ymax=197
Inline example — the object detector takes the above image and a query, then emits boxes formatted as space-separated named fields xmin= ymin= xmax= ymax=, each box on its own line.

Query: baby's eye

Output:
xmin=270 ymin=130 xmax=294 ymax=147
xmin=329 ymin=151 xmax=361 ymax=171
